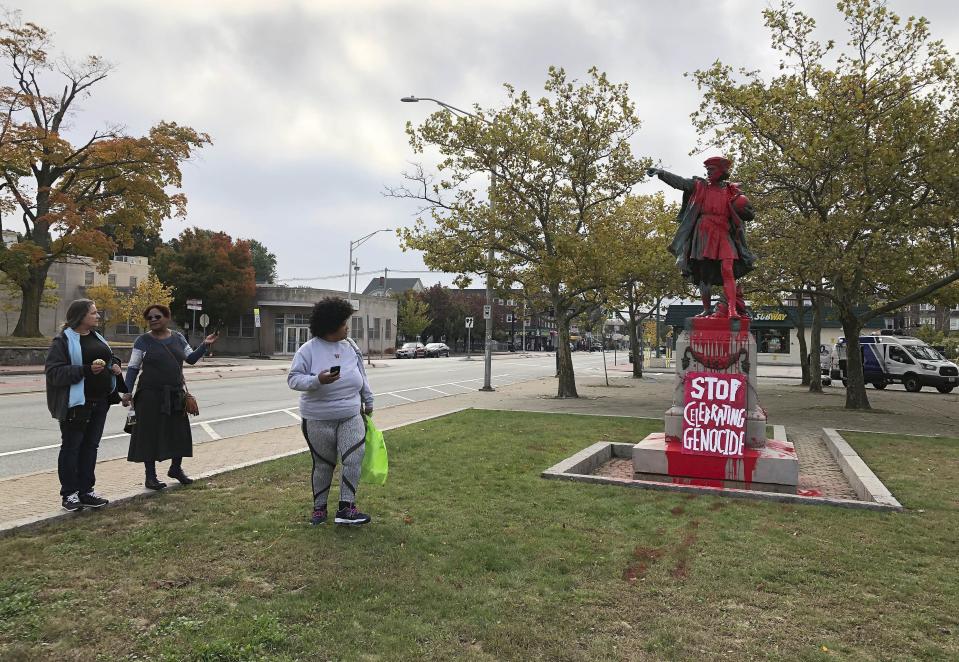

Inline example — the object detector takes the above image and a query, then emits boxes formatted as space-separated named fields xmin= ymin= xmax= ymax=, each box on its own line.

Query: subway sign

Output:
xmin=752 ymin=312 xmax=787 ymax=321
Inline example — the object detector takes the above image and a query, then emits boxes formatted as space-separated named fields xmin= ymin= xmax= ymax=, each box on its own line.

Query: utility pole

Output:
xmin=382 ymin=267 xmax=388 ymax=358
xmin=480 ymin=171 xmax=495 ymax=391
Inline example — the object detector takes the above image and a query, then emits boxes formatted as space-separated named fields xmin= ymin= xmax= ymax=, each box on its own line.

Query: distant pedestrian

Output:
xmin=45 ymin=298 xmax=127 ymax=512
xmin=288 ymin=297 xmax=374 ymax=526
xmin=121 ymin=304 xmax=218 ymax=490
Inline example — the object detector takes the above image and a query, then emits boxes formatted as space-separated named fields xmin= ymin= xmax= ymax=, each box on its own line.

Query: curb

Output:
xmin=821 ymin=428 xmax=903 ymax=509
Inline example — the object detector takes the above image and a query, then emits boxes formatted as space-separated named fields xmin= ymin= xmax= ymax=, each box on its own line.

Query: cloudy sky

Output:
xmin=7 ymin=0 xmax=959 ymax=294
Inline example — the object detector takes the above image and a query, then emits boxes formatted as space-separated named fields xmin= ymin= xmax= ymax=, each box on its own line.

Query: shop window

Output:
xmin=755 ymin=328 xmax=789 ymax=354
xmin=351 ymin=316 xmax=363 ymax=339
xmin=373 ymin=317 xmax=381 ymax=340
xmin=129 ymin=276 xmax=137 ymax=288
xmin=107 ymin=274 xmax=116 ymax=286
xmin=84 ymin=271 xmax=94 ymax=285
xmin=227 ymin=314 xmax=256 ymax=338
xmin=386 ymin=319 xmax=392 ymax=342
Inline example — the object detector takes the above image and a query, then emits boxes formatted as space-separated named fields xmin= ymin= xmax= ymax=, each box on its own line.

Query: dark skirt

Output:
xmin=126 ymin=388 xmax=193 ymax=462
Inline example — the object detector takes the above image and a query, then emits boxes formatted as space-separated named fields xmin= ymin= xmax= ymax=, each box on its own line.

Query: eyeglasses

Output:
xmin=146 ymin=315 xmax=164 ymax=321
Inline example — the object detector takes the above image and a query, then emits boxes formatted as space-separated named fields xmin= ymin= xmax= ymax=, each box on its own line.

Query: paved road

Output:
xmin=0 ymin=352 xmax=615 ymax=479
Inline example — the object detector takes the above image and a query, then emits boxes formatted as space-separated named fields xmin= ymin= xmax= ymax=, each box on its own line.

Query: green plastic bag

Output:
xmin=360 ymin=415 xmax=388 ymax=486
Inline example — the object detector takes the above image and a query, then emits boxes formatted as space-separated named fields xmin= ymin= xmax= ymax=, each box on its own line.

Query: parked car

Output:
xmin=395 ymin=342 xmax=426 ymax=359
xmin=425 ymin=342 xmax=451 ymax=358
xmin=589 ymin=343 xmax=603 ymax=352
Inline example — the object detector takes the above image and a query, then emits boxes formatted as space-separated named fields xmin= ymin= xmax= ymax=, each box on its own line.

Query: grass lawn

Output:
xmin=1 ymin=412 xmax=957 ymax=661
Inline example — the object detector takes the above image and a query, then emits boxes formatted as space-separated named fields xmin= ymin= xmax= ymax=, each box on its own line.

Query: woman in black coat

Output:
xmin=121 ymin=303 xmax=218 ymax=490
xmin=45 ymin=298 xmax=126 ymax=512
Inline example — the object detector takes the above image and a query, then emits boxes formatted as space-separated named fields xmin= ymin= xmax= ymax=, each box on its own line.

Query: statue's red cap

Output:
xmin=703 ymin=156 xmax=731 ymax=169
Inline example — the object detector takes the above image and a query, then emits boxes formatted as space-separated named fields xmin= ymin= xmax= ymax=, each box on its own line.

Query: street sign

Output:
xmin=199 ymin=314 xmax=210 ymax=328
xmin=465 ymin=317 xmax=474 ymax=329
xmin=483 ymin=305 xmax=491 ymax=320
xmin=186 ymin=298 xmax=202 ymax=311
xmin=253 ymin=308 xmax=261 ymax=328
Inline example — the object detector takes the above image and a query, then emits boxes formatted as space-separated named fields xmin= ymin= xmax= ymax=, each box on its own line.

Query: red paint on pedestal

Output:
xmin=664 ymin=437 xmax=761 ymax=483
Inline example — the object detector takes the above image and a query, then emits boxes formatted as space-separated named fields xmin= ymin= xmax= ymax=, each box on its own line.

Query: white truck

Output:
xmin=832 ymin=335 xmax=958 ymax=393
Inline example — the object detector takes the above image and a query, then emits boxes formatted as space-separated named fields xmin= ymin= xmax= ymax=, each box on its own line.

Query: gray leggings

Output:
xmin=301 ymin=414 xmax=366 ymax=509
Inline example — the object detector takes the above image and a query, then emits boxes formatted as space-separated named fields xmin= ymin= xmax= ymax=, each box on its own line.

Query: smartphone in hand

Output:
xmin=330 ymin=365 xmax=341 ymax=376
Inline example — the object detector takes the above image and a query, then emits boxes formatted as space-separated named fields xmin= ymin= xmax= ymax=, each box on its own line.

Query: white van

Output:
xmin=832 ymin=335 xmax=958 ymax=393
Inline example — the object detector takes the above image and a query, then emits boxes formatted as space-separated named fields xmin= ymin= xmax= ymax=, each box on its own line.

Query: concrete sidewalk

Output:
xmin=3 ymin=369 xmax=956 ymax=535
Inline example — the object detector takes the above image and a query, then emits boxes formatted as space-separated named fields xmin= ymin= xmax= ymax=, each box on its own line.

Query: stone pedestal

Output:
xmin=664 ymin=317 xmax=767 ymax=449
xmin=636 ymin=316 xmax=799 ymax=490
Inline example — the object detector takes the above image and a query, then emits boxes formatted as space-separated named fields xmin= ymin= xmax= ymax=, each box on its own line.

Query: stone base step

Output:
xmin=633 ymin=432 xmax=799 ymax=487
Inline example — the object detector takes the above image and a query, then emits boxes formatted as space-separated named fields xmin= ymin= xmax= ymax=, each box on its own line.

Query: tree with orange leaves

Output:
xmin=151 ymin=228 xmax=256 ymax=332
xmin=0 ymin=12 xmax=210 ymax=336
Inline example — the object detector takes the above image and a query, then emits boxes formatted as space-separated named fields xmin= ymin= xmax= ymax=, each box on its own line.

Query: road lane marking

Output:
xmin=384 ymin=392 xmax=415 ymax=402
xmin=200 ymin=422 xmax=222 ymax=440
xmin=0 ymin=443 xmax=60 ymax=457
xmin=283 ymin=409 xmax=302 ymax=421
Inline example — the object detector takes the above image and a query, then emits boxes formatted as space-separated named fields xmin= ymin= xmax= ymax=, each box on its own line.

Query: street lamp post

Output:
xmin=401 ymin=95 xmax=495 ymax=392
xmin=347 ymin=228 xmax=392 ymax=337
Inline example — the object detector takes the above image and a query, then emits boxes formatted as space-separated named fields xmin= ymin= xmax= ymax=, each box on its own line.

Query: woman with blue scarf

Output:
xmin=45 ymin=298 xmax=126 ymax=512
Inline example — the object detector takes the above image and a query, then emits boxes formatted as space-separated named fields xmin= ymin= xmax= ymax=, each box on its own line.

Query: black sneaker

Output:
xmin=334 ymin=503 xmax=371 ymax=526
xmin=62 ymin=492 xmax=83 ymax=512
xmin=79 ymin=491 xmax=109 ymax=508
xmin=310 ymin=507 xmax=328 ymax=526
xmin=167 ymin=467 xmax=194 ymax=485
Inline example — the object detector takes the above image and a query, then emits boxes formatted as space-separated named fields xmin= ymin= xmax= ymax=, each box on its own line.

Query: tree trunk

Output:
xmin=13 ymin=267 xmax=50 ymax=337
xmin=555 ymin=316 xmax=578 ymax=398
xmin=629 ymin=316 xmax=642 ymax=378
xmin=808 ymin=296 xmax=824 ymax=393
xmin=792 ymin=292 xmax=810 ymax=386
xmin=840 ymin=313 xmax=870 ymax=410
xmin=624 ymin=291 xmax=643 ymax=378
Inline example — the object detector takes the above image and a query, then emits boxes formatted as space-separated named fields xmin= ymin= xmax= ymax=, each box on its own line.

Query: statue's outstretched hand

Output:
xmin=646 ymin=167 xmax=661 ymax=177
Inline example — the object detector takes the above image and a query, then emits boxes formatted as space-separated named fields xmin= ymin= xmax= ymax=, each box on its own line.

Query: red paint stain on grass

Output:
xmin=798 ymin=488 xmax=823 ymax=497
xmin=671 ymin=522 xmax=699 ymax=581
xmin=623 ymin=547 xmax=665 ymax=584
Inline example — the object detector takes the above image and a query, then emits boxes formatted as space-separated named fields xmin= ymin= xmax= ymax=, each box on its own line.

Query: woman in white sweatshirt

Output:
xmin=287 ymin=297 xmax=374 ymax=526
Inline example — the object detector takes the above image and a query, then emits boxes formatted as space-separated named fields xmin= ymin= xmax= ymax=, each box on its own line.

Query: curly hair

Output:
xmin=309 ymin=297 xmax=355 ymax=338
xmin=142 ymin=303 xmax=172 ymax=319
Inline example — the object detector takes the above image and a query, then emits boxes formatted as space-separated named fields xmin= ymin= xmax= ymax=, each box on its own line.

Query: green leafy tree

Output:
xmin=691 ymin=0 xmax=959 ymax=409
xmin=602 ymin=193 xmax=689 ymax=377
xmin=151 ymin=228 xmax=255 ymax=330
xmin=418 ymin=284 xmax=469 ymax=347
xmin=0 ymin=13 xmax=210 ymax=336
xmin=396 ymin=292 xmax=431 ymax=341
xmin=248 ymin=239 xmax=278 ymax=284
xmin=393 ymin=67 xmax=650 ymax=397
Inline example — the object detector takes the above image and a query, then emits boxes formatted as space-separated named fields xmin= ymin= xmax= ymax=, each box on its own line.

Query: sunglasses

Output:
xmin=146 ymin=314 xmax=164 ymax=321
